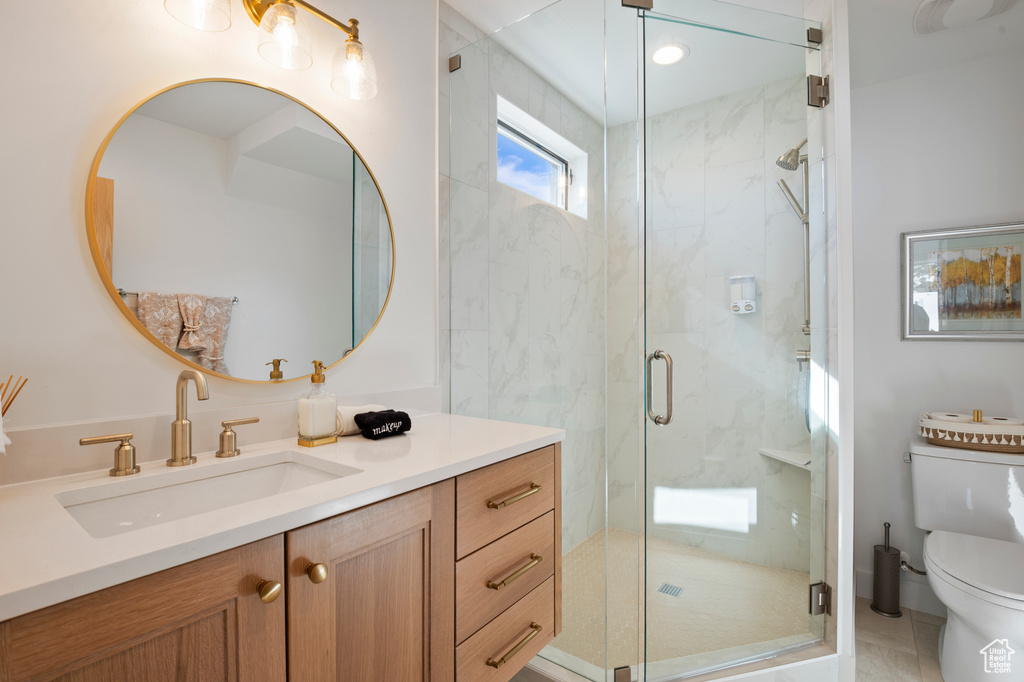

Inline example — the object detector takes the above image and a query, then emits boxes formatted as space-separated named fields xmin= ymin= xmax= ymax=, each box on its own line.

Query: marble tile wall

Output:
xmin=439 ymin=3 xmax=606 ymax=554
xmin=606 ymin=75 xmax=817 ymax=575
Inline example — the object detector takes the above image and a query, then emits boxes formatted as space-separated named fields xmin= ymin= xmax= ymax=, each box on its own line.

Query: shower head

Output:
xmin=776 ymin=138 xmax=808 ymax=171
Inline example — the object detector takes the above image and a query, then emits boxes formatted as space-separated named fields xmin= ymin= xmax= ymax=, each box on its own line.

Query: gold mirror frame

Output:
xmin=84 ymin=78 xmax=395 ymax=384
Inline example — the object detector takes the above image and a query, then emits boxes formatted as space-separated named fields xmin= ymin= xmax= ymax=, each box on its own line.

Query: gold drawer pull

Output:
xmin=485 ymin=622 xmax=543 ymax=669
xmin=486 ymin=554 xmax=542 ymax=590
xmin=487 ymin=483 xmax=541 ymax=510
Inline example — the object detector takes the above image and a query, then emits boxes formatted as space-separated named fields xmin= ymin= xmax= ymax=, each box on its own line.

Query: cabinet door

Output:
xmin=286 ymin=481 xmax=455 ymax=682
xmin=0 ymin=535 xmax=286 ymax=682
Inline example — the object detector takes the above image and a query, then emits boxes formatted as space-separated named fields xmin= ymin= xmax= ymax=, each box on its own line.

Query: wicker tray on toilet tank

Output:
xmin=919 ymin=413 xmax=1024 ymax=454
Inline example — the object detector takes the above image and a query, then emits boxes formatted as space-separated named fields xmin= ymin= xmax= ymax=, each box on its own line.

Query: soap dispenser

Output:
xmin=298 ymin=360 xmax=338 ymax=447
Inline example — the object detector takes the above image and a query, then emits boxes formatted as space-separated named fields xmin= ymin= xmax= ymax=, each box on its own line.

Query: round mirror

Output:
xmin=86 ymin=80 xmax=393 ymax=383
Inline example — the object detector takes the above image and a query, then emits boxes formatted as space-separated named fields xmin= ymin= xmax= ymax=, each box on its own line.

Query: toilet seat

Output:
xmin=925 ymin=531 xmax=1024 ymax=609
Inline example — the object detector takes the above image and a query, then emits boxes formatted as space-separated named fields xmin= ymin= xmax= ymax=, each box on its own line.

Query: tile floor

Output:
xmin=546 ymin=528 xmax=811 ymax=670
xmin=521 ymin=597 xmax=947 ymax=681
xmin=854 ymin=597 xmax=945 ymax=681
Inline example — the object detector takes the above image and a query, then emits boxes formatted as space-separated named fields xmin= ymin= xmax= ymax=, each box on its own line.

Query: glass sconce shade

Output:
xmin=257 ymin=2 xmax=313 ymax=70
xmin=331 ymin=40 xmax=378 ymax=100
xmin=165 ymin=0 xmax=231 ymax=31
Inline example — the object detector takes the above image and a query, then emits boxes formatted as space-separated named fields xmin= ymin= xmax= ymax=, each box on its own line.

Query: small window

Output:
xmin=496 ymin=96 xmax=587 ymax=219
xmin=497 ymin=120 xmax=568 ymax=209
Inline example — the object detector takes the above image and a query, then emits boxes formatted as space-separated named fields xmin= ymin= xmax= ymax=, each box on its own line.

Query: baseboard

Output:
xmin=855 ymin=568 xmax=947 ymax=617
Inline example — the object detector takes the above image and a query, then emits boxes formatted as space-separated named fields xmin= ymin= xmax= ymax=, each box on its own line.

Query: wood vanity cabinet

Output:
xmin=285 ymin=443 xmax=562 ymax=682
xmin=0 ymin=444 xmax=561 ymax=682
xmin=285 ymin=479 xmax=455 ymax=681
xmin=0 ymin=535 xmax=286 ymax=681
xmin=453 ymin=444 xmax=562 ymax=682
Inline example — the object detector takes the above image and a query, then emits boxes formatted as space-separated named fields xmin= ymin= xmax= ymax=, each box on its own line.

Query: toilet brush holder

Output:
xmin=871 ymin=521 xmax=902 ymax=618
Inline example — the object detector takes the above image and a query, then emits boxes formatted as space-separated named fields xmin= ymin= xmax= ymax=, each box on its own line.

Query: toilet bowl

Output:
xmin=923 ymin=530 xmax=1024 ymax=682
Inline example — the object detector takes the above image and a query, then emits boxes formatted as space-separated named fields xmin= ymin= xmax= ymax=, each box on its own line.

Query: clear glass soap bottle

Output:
xmin=298 ymin=360 xmax=338 ymax=446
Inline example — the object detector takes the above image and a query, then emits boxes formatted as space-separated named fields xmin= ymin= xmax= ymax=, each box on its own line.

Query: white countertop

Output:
xmin=0 ymin=413 xmax=563 ymax=622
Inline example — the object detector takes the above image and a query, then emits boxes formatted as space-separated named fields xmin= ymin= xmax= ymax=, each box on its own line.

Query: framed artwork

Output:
xmin=902 ymin=222 xmax=1024 ymax=340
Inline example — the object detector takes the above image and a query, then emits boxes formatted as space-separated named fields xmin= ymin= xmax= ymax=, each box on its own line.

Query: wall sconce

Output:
xmin=164 ymin=0 xmax=377 ymax=100
xmin=243 ymin=0 xmax=378 ymax=100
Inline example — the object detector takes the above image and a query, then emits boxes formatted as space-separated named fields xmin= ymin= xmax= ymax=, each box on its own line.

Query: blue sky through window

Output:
xmin=497 ymin=128 xmax=563 ymax=207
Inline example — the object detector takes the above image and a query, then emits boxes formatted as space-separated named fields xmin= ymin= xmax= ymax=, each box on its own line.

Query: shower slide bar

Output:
xmin=776 ymin=138 xmax=811 ymax=335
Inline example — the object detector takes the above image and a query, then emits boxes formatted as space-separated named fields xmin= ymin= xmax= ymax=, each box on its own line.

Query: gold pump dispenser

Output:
xmin=266 ymin=358 xmax=288 ymax=380
xmin=311 ymin=360 xmax=327 ymax=383
xmin=298 ymin=360 xmax=337 ymax=447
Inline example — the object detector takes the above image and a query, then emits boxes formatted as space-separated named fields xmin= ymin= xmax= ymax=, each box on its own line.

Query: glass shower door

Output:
xmin=637 ymin=3 xmax=827 ymax=678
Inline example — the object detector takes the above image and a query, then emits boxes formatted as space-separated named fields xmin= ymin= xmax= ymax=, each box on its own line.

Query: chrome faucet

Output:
xmin=168 ymin=369 xmax=209 ymax=466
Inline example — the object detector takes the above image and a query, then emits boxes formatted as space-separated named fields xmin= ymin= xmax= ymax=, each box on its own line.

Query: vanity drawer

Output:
xmin=456 ymin=446 xmax=555 ymax=559
xmin=456 ymin=511 xmax=555 ymax=643
xmin=455 ymin=577 xmax=555 ymax=682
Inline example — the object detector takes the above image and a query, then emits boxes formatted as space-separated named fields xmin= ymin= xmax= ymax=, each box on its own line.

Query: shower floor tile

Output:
xmin=548 ymin=527 xmax=811 ymax=670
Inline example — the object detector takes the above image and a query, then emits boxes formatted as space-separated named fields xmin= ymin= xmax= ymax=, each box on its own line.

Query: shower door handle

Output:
xmin=645 ymin=350 xmax=673 ymax=426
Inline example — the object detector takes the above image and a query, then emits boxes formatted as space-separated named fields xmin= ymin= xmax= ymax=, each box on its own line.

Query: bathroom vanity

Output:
xmin=0 ymin=414 xmax=563 ymax=682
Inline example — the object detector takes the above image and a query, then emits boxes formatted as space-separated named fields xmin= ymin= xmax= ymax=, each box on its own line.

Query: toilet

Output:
xmin=910 ymin=442 xmax=1024 ymax=682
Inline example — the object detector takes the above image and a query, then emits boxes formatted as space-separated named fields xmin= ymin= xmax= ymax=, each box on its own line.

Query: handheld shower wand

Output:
xmin=775 ymin=138 xmax=811 ymax=337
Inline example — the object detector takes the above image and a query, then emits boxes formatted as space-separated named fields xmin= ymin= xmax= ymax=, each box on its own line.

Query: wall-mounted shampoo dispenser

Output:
xmin=730 ymin=275 xmax=756 ymax=314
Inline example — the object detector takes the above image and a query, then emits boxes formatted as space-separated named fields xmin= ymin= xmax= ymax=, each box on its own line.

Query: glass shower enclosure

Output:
xmin=442 ymin=0 xmax=829 ymax=678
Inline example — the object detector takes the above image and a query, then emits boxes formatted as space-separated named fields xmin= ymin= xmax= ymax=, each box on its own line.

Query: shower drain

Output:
xmin=657 ymin=583 xmax=683 ymax=597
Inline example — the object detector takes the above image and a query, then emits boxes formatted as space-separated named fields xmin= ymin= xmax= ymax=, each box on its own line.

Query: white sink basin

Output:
xmin=56 ymin=451 xmax=361 ymax=538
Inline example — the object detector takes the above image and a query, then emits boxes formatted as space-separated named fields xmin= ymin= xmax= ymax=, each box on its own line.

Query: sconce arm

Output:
xmin=243 ymin=0 xmax=358 ymax=40
xmin=291 ymin=0 xmax=359 ymax=40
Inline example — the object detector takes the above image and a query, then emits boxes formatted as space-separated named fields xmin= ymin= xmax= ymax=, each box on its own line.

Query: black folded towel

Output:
xmin=354 ymin=409 xmax=412 ymax=440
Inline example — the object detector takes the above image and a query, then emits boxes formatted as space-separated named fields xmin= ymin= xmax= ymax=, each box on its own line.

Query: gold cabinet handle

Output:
xmin=257 ymin=580 xmax=282 ymax=603
xmin=305 ymin=562 xmax=329 ymax=584
xmin=487 ymin=483 xmax=541 ymax=510
xmin=486 ymin=554 xmax=542 ymax=590
xmin=485 ymin=622 xmax=543 ymax=669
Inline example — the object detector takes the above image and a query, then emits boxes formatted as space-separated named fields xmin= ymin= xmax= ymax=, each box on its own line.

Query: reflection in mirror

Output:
xmin=88 ymin=80 xmax=392 ymax=382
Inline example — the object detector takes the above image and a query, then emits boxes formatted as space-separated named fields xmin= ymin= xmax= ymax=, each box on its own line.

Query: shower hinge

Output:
xmin=622 ymin=0 xmax=653 ymax=9
xmin=808 ymin=75 xmax=830 ymax=108
xmin=809 ymin=581 xmax=832 ymax=616
xmin=807 ymin=27 xmax=823 ymax=45
xmin=613 ymin=666 xmax=633 ymax=682
xmin=448 ymin=54 xmax=462 ymax=73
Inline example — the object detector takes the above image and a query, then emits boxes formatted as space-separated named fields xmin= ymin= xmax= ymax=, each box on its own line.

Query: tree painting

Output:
xmin=930 ymin=245 xmax=1022 ymax=320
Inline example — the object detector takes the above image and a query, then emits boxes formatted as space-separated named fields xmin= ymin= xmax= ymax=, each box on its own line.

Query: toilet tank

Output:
xmin=910 ymin=441 xmax=1024 ymax=544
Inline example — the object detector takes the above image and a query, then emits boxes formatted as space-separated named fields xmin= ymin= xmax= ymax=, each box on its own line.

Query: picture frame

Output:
xmin=901 ymin=222 xmax=1024 ymax=340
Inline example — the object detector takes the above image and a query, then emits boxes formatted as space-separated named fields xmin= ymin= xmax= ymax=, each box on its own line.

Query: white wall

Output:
xmin=852 ymin=48 xmax=1024 ymax=611
xmin=0 ymin=1 xmax=436 ymax=438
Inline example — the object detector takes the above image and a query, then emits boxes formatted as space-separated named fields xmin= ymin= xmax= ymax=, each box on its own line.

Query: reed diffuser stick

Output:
xmin=2 ymin=377 xmax=27 ymax=417
xmin=0 ymin=375 xmax=12 ymax=403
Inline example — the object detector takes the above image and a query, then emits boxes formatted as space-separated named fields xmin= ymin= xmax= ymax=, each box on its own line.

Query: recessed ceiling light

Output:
xmin=913 ymin=0 xmax=1017 ymax=34
xmin=652 ymin=44 xmax=690 ymax=65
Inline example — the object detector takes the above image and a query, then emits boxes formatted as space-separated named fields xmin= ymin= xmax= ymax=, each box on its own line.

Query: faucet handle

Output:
xmin=80 ymin=432 xmax=140 ymax=477
xmin=215 ymin=418 xmax=260 ymax=458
